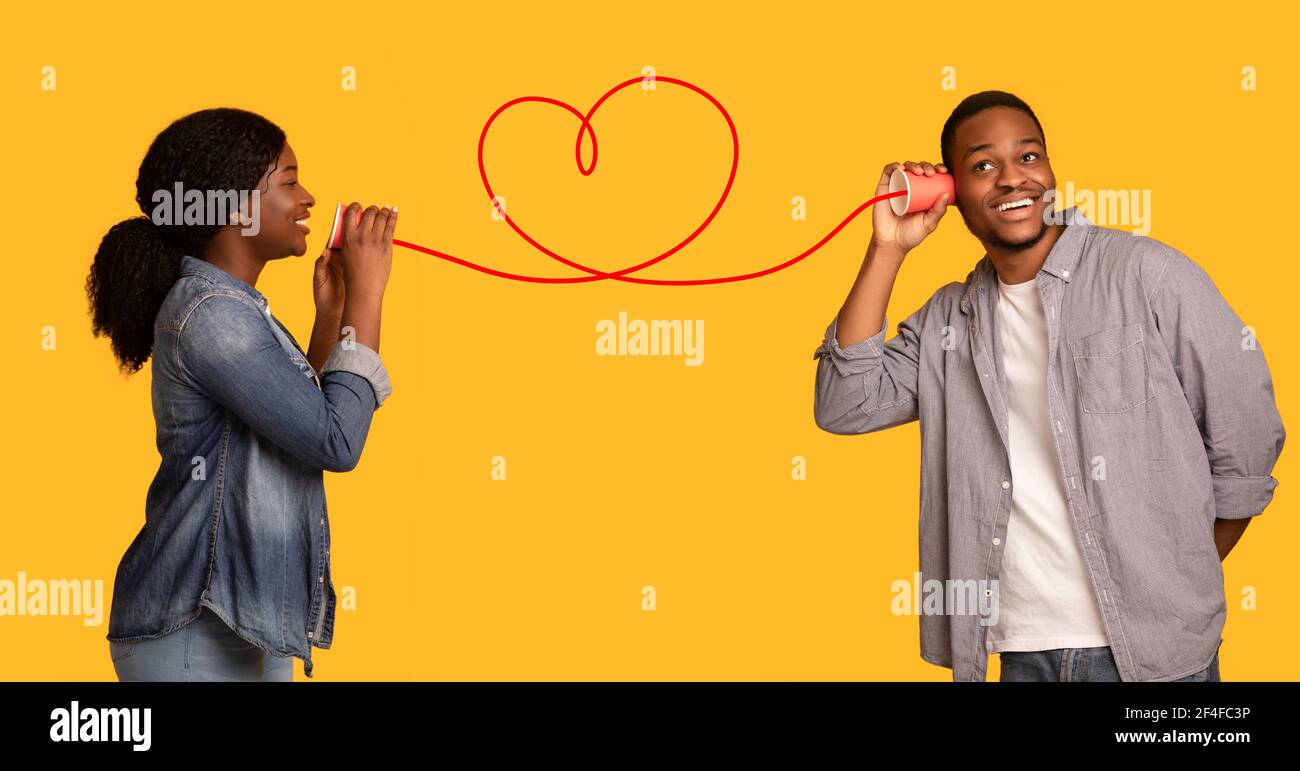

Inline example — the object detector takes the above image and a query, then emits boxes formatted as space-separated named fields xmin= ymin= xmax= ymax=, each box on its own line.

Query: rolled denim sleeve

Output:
xmin=1148 ymin=247 xmax=1286 ymax=519
xmin=177 ymin=292 xmax=382 ymax=473
xmin=812 ymin=291 xmax=934 ymax=435
xmin=323 ymin=340 xmax=393 ymax=407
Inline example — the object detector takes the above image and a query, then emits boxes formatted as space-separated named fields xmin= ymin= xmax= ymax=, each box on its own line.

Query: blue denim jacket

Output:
xmin=106 ymin=254 xmax=393 ymax=678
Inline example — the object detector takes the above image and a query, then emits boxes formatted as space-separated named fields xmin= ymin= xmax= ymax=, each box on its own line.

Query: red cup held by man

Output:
xmin=889 ymin=168 xmax=956 ymax=216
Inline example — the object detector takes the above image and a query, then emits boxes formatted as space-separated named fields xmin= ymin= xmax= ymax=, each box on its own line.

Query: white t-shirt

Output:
xmin=985 ymin=273 xmax=1110 ymax=653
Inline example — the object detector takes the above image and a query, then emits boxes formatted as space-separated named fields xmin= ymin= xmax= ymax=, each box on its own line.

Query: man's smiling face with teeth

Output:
xmin=948 ymin=106 xmax=1057 ymax=255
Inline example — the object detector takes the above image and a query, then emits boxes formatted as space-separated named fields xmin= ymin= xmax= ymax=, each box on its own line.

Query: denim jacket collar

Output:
xmin=959 ymin=204 xmax=1092 ymax=315
xmin=179 ymin=254 xmax=268 ymax=308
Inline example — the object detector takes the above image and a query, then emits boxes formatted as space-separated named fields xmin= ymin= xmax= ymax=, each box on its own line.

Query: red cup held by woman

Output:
xmin=325 ymin=202 xmax=364 ymax=250
xmin=889 ymin=168 xmax=956 ymax=216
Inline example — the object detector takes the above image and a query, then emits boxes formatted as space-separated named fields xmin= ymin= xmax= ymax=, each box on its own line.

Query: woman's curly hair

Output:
xmin=86 ymin=108 xmax=286 ymax=373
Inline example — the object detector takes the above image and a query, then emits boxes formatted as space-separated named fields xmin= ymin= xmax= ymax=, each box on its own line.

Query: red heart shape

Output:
xmin=476 ymin=75 xmax=739 ymax=284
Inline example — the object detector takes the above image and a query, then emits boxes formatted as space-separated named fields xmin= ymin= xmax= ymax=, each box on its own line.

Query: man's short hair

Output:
xmin=940 ymin=91 xmax=1047 ymax=172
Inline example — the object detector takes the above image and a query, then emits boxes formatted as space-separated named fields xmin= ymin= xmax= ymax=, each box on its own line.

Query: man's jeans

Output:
xmin=999 ymin=645 xmax=1220 ymax=682
xmin=108 ymin=605 xmax=294 ymax=682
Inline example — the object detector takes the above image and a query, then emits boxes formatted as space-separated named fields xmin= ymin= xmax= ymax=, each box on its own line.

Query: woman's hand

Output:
xmin=337 ymin=202 xmax=397 ymax=354
xmin=313 ymin=245 xmax=346 ymax=318
xmin=338 ymin=202 xmax=397 ymax=300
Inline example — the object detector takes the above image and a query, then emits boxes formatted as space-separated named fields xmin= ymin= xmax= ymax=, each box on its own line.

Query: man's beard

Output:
xmin=959 ymin=203 xmax=1051 ymax=252
xmin=986 ymin=220 xmax=1050 ymax=252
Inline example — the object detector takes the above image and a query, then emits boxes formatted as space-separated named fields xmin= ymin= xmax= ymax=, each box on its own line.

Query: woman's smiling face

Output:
xmin=246 ymin=143 xmax=316 ymax=259
xmin=950 ymin=107 xmax=1057 ymax=253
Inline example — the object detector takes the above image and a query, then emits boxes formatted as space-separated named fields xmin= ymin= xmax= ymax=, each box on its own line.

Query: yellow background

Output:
xmin=2 ymin=1 xmax=1296 ymax=680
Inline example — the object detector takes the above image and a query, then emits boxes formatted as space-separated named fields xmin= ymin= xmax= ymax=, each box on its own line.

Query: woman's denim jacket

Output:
xmin=106 ymin=254 xmax=393 ymax=678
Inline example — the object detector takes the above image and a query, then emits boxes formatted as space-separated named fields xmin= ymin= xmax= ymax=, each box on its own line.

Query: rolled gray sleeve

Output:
xmin=812 ymin=293 xmax=931 ymax=435
xmin=323 ymin=341 xmax=393 ymax=408
xmin=816 ymin=313 xmax=888 ymax=377
xmin=1148 ymin=246 xmax=1285 ymax=518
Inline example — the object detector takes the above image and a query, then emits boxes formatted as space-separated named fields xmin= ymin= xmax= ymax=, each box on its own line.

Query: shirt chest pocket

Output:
xmin=1070 ymin=322 xmax=1152 ymax=413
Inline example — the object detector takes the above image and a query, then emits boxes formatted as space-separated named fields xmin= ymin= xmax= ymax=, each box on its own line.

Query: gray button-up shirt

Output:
xmin=812 ymin=205 xmax=1285 ymax=681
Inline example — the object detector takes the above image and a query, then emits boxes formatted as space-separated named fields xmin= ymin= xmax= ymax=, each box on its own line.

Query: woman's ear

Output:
xmin=231 ymin=187 xmax=262 ymax=236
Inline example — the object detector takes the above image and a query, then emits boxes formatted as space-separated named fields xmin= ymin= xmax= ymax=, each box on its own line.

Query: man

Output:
xmin=812 ymin=90 xmax=1284 ymax=681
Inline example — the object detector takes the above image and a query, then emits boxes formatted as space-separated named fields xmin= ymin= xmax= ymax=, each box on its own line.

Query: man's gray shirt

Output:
xmin=812 ymin=205 xmax=1285 ymax=681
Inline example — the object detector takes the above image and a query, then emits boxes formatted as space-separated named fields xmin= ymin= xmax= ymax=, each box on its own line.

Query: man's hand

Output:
xmin=1213 ymin=517 xmax=1251 ymax=561
xmin=872 ymin=160 xmax=951 ymax=256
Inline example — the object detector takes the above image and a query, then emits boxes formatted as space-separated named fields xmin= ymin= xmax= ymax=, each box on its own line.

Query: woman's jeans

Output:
xmin=999 ymin=645 xmax=1220 ymax=682
xmin=109 ymin=605 xmax=293 ymax=682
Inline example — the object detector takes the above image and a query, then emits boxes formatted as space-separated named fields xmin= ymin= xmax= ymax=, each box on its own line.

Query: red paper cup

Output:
xmin=889 ymin=168 xmax=956 ymax=216
xmin=325 ymin=203 xmax=364 ymax=250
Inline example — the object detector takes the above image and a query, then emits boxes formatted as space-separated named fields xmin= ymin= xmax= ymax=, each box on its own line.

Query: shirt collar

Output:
xmin=960 ymin=204 xmax=1092 ymax=315
xmin=179 ymin=254 xmax=268 ymax=308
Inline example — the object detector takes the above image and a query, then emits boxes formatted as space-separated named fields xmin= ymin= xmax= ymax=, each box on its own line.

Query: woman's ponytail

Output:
xmin=86 ymin=217 xmax=182 ymax=374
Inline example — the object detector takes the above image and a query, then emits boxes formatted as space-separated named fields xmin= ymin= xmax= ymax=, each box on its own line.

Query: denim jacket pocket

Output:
xmin=1071 ymin=322 xmax=1152 ymax=414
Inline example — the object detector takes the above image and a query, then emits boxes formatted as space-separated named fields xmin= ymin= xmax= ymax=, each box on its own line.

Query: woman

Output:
xmin=86 ymin=107 xmax=396 ymax=680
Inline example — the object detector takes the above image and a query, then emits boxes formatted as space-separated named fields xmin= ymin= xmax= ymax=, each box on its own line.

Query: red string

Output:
xmin=392 ymin=74 xmax=904 ymax=285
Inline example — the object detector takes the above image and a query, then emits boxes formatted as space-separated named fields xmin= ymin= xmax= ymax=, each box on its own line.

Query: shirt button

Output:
xmin=1001 ymin=480 xmax=1010 ymax=489
xmin=319 ymin=576 xmax=324 ymax=583
xmin=1062 ymin=270 xmax=1069 ymax=278
xmin=992 ymin=537 xmax=1001 ymax=546
xmin=307 ymin=631 xmax=314 ymax=639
